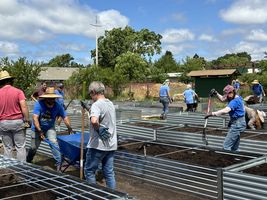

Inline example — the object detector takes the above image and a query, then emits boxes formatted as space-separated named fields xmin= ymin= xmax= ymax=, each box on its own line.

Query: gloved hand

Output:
xmin=24 ymin=120 xmax=31 ymax=128
xmin=63 ymin=104 xmax=67 ymax=110
xmin=204 ymin=113 xmax=213 ymax=119
xmin=80 ymin=101 xmax=90 ymax=112
xmin=98 ymin=127 xmax=111 ymax=141
xmin=209 ymin=89 xmax=218 ymax=97
xmin=37 ymin=129 xmax=45 ymax=140
xmin=67 ymin=127 xmax=74 ymax=134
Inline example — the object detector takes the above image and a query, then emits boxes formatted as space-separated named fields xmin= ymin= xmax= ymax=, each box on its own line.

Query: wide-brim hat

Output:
xmin=252 ymin=80 xmax=259 ymax=84
xmin=0 ymin=70 xmax=13 ymax=81
xmin=257 ymin=110 xmax=266 ymax=123
xmin=39 ymin=87 xmax=61 ymax=98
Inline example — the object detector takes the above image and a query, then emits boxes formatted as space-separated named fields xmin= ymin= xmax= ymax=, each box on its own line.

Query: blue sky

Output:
xmin=1 ymin=0 xmax=267 ymax=65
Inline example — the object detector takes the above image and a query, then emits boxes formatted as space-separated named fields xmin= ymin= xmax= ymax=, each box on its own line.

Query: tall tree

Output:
xmin=154 ymin=51 xmax=179 ymax=73
xmin=91 ymin=26 xmax=162 ymax=68
xmin=211 ymin=52 xmax=251 ymax=68
xmin=47 ymin=53 xmax=82 ymax=68
xmin=0 ymin=57 xmax=42 ymax=97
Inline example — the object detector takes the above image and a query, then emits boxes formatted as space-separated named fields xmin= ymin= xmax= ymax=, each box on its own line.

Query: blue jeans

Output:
xmin=224 ymin=117 xmax=246 ymax=151
xmin=0 ymin=119 xmax=26 ymax=162
xmin=27 ymin=128 xmax=62 ymax=166
xmin=84 ymin=148 xmax=116 ymax=190
xmin=160 ymin=97 xmax=170 ymax=114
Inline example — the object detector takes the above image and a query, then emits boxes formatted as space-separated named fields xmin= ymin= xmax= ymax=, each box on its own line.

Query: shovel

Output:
xmin=203 ymin=96 xmax=212 ymax=145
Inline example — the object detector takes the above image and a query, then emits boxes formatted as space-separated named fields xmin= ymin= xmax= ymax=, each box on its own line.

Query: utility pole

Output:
xmin=90 ymin=15 xmax=102 ymax=66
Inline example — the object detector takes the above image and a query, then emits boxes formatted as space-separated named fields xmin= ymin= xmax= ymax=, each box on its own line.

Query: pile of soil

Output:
xmin=126 ymin=122 xmax=164 ymax=129
xmin=0 ymin=169 xmax=57 ymax=200
xmin=243 ymin=163 xmax=267 ymax=176
xmin=118 ymin=142 xmax=252 ymax=168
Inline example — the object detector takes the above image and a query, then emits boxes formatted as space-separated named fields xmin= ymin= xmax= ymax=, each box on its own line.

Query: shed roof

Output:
xmin=187 ymin=69 xmax=239 ymax=77
xmin=39 ymin=67 xmax=79 ymax=80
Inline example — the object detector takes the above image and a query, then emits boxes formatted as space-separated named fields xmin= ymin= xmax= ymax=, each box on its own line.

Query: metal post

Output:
xmin=217 ymin=168 xmax=224 ymax=200
xmin=90 ymin=15 xmax=102 ymax=67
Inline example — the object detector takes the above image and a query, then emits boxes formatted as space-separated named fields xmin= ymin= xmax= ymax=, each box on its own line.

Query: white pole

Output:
xmin=90 ymin=15 xmax=102 ymax=67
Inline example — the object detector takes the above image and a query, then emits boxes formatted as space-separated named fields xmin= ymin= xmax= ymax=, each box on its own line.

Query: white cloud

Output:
xmin=0 ymin=0 xmax=129 ymax=43
xmin=0 ymin=41 xmax=19 ymax=55
xmin=171 ymin=13 xmax=186 ymax=23
xmin=232 ymin=41 xmax=266 ymax=61
xmin=198 ymin=34 xmax=217 ymax=42
xmin=220 ymin=0 xmax=267 ymax=24
xmin=59 ymin=43 xmax=86 ymax=51
xmin=246 ymin=29 xmax=267 ymax=41
xmin=161 ymin=29 xmax=194 ymax=43
xmin=221 ymin=28 xmax=246 ymax=36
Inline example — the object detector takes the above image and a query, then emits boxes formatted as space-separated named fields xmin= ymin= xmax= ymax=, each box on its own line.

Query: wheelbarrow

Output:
xmin=57 ymin=132 xmax=90 ymax=172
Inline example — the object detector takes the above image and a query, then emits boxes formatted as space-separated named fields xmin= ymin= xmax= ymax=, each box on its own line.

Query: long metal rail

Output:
xmin=0 ymin=156 xmax=129 ymax=200
xmin=222 ymin=155 xmax=267 ymax=200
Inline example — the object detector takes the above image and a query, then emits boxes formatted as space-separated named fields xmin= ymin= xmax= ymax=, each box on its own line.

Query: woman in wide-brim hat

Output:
xmin=251 ymin=80 xmax=265 ymax=103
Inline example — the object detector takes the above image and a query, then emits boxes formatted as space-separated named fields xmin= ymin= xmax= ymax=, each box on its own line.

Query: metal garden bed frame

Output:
xmin=0 ymin=156 xmax=129 ymax=200
xmin=221 ymin=155 xmax=267 ymax=200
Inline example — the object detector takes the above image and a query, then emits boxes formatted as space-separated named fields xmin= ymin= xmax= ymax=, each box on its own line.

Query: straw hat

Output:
xmin=257 ymin=110 xmax=266 ymax=123
xmin=39 ymin=87 xmax=61 ymax=98
xmin=0 ymin=70 xmax=13 ymax=81
xmin=252 ymin=80 xmax=259 ymax=84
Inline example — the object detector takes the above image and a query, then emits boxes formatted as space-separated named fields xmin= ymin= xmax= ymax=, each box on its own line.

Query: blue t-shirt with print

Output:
xmin=31 ymin=100 xmax=66 ymax=132
xmin=159 ymin=85 xmax=169 ymax=97
xmin=227 ymin=96 xmax=245 ymax=119
xmin=252 ymin=84 xmax=263 ymax=96
xmin=183 ymin=89 xmax=194 ymax=104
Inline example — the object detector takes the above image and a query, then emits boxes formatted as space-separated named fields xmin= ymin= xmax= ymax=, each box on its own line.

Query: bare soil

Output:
xmin=0 ymin=169 xmax=57 ymax=200
xmin=127 ymin=122 xmax=267 ymax=141
xmin=118 ymin=142 xmax=252 ymax=168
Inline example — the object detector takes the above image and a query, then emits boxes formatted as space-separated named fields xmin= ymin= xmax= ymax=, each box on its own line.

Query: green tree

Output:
xmin=154 ymin=51 xmax=178 ymax=73
xmin=91 ymin=26 xmax=162 ymax=68
xmin=0 ymin=57 xmax=42 ymax=97
xmin=211 ymin=52 xmax=251 ymax=68
xmin=179 ymin=56 xmax=206 ymax=83
xmin=47 ymin=53 xmax=82 ymax=68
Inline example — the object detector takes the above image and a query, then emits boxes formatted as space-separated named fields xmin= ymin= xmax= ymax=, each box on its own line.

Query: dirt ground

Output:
xmin=127 ymin=122 xmax=267 ymax=141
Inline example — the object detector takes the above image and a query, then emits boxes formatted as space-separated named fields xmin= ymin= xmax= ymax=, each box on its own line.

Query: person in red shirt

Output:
xmin=0 ymin=71 xmax=30 ymax=161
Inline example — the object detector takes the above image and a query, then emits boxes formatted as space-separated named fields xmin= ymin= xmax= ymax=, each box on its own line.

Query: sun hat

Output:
xmin=39 ymin=87 xmax=61 ymax=98
xmin=163 ymin=79 xmax=170 ymax=85
xmin=252 ymin=80 xmax=259 ymax=84
xmin=223 ymin=85 xmax=235 ymax=97
xmin=257 ymin=110 xmax=266 ymax=123
xmin=58 ymin=83 xmax=64 ymax=88
xmin=0 ymin=70 xmax=13 ymax=81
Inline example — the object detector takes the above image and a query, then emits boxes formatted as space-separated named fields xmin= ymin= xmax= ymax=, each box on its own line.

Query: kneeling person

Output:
xmin=26 ymin=87 xmax=73 ymax=171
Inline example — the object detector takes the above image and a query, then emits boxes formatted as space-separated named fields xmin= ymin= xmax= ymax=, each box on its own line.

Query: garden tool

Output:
xmin=202 ymin=95 xmax=212 ymax=146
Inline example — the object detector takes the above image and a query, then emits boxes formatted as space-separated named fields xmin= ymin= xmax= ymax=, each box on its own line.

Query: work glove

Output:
xmin=24 ymin=120 xmax=31 ymax=128
xmin=98 ymin=127 xmax=111 ymax=141
xmin=63 ymin=104 xmax=67 ymax=110
xmin=170 ymin=97 xmax=174 ymax=103
xmin=37 ymin=129 xmax=45 ymax=140
xmin=67 ymin=127 xmax=74 ymax=134
xmin=209 ymin=89 xmax=218 ymax=97
xmin=204 ymin=113 xmax=213 ymax=119
xmin=80 ymin=100 xmax=90 ymax=112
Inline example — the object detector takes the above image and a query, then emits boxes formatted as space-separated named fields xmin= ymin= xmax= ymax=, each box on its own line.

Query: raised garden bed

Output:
xmin=118 ymin=141 xmax=257 ymax=168
xmin=0 ymin=169 xmax=57 ymax=200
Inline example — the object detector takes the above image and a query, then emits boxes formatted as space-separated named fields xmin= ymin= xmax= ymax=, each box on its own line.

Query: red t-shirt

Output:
xmin=0 ymin=85 xmax=26 ymax=120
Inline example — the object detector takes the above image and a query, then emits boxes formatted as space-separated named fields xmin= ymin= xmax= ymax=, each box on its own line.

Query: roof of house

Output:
xmin=187 ymin=69 xmax=240 ymax=77
xmin=39 ymin=67 xmax=79 ymax=80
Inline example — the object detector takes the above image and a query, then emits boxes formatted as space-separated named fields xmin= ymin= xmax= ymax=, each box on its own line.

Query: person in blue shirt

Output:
xmin=251 ymin=80 xmax=265 ymax=103
xmin=183 ymin=84 xmax=198 ymax=112
xmin=233 ymin=79 xmax=240 ymax=92
xmin=159 ymin=79 xmax=172 ymax=119
xmin=26 ymin=87 xmax=73 ymax=171
xmin=206 ymin=85 xmax=246 ymax=151
xmin=55 ymin=83 xmax=65 ymax=109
